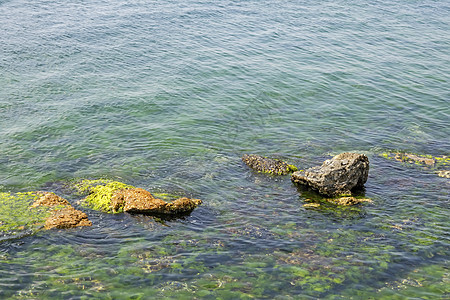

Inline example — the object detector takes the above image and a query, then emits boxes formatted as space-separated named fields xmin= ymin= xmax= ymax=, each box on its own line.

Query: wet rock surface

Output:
xmin=44 ymin=207 xmax=92 ymax=230
xmin=291 ymin=152 xmax=369 ymax=196
xmin=31 ymin=192 xmax=70 ymax=208
xmin=112 ymin=188 xmax=202 ymax=215
xmin=30 ymin=192 xmax=92 ymax=230
xmin=242 ymin=154 xmax=297 ymax=175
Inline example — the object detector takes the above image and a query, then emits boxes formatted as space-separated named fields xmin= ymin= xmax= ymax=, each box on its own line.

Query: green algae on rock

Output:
xmin=242 ymin=154 xmax=298 ymax=175
xmin=381 ymin=152 xmax=449 ymax=179
xmin=0 ymin=192 xmax=49 ymax=235
xmin=73 ymin=179 xmax=135 ymax=213
xmin=74 ymin=179 xmax=202 ymax=215
xmin=381 ymin=152 xmax=449 ymax=167
xmin=0 ymin=191 xmax=92 ymax=235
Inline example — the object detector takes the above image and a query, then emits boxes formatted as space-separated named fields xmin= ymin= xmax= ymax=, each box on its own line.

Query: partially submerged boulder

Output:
xmin=31 ymin=192 xmax=92 ymax=230
xmin=44 ymin=207 xmax=92 ymax=230
xmin=74 ymin=179 xmax=202 ymax=216
xmin=31 ymin=191 xmax=70 ymax=208
xmin=242 ymin=154 xmax=298 ymax=175
xmin=112 ymin=188 xmax=202 ymax=215
xmin=0 ymin=191 xmax=91 ymax=236
xmin=291 ymin=152 xmax=369 ymax=196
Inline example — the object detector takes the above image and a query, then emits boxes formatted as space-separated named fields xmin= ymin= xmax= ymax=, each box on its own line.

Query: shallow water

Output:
xmin=0 ymin=0 xmax=449 ymax=298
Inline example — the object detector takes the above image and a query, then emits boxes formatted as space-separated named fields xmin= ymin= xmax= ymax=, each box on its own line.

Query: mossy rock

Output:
xmin=242 ymin=154 xmax=298 ymax=175
xmin=381 ymin=152 xmax=449 ymax=168
xmin=0 ymin=192 xmax=49 ymax=235
xmin=73 ymin=179 xmax=202 ymax=215
xmin=73 ymin=179 xmax=135 ymax=213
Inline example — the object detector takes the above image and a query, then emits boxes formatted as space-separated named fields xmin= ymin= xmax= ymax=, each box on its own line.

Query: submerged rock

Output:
xmin=112 ymin=188 xmax=202 ymax=215
xmin=381 ymin=152 xmax=449 ymax=178
xmin=328 ymin=196 xmax=372 ymax=206
xmin=44 ymin=207 xmax=92 ymax=230
xmin=291 ymin=152 xmax=369 ymax=196
xmin=437 ymin=170 xmax=450 ymax=178
xmin=242 ymin=154 xmax=297 ymax=175
xmin=0 ymin=191 xmax=91 ymax=235
xmin=393 ymin=152 xmax=435 ymax=166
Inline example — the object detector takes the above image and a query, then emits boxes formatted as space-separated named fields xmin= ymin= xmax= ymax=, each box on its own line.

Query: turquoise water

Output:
xmin=1 ymin=0 xmax=449 ymax=298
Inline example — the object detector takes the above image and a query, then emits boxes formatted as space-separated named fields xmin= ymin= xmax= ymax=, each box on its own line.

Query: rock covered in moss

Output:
xmin=0 ymin=191 xmax=91 ymax=234
xmin=242 ymin=154 xmax=298 ymax=175
xmin=0 ymin=192 xmax=50 ymax=234
xmin=291 ymin=152 xmax=369 ymax=196
xmin=44 ymin=207 xmax=92 ymax=229
xmin=73 ymin=179 xmax=134 ymax=212
xmin=73 ymin=180 xmax=202 ymax=216
xmin=112 ymin=188 xmax=202 ymax=215
xmin=328 ymin=196 xmax=372 ymax=206
xmin=393 ymin=152 xmax=435 ymax=166
xmin=381 ymin=152 xmax=449 ymax=178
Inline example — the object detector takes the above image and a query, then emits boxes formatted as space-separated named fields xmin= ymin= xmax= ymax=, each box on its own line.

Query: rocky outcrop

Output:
xmin=44 ymin=207 xmax=92 ymax=230
xmin=242 ymin=154 xmax=297 ymax=175
xmin=291 ymin=152 xmax=369 ymax=196
xmin=111 ymin=188 xmax=202 ymax=215
xmin=31 ymin=192 xmax=92 ymax=230
xmin=74 ymin=179 xmax=202 ymax=216
xmin=31 ymin=191 xmax=70 ymax=208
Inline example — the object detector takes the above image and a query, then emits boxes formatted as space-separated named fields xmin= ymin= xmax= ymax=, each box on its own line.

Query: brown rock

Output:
xmin=45 ymin=207 xmax=92 ymax=229
xmin=113 ymin=188 xmax=202 ymax=215
xmin=164 ymin=197 xmax=203 ymax=214
xmin=291 ymin=152 xmax=369 ymax=196
xmin=32 ymin=192 xmax=70 ymax=208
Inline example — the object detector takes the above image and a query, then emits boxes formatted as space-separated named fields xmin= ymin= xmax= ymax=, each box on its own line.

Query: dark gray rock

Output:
xmin=242 ymin=154 xmax=297 ymax=175
xmin=291 ymin=152 xmax=369 ymax=196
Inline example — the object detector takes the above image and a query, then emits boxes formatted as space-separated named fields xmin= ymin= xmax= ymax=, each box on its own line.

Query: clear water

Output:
xmin=0 ymin=0 xmax=449 ymax=298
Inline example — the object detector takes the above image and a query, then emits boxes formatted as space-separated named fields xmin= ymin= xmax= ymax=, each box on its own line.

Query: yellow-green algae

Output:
xmin=73 ymin=179 xmax=134 ymax=213
xmin=73 ymin=180 xmax=190 ymax=214
xmin=0 ymin=192 xmax=50 ymax=235
xmin=302 ymin=190 xmax=372 ymax=207
xmin=381 ymin=152 xmax=449 ymax=167
xmin=242 ymin=154 xmax=298 ymax=175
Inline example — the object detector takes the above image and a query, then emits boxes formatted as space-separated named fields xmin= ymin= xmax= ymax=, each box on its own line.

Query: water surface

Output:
xmin=0 ymin=0 xmax=449 ymax=298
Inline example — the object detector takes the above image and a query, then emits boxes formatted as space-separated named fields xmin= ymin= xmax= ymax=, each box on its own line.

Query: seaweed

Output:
xmin=73 ymin=179 xmax=134 ymax=213
xmin=0 ymin=192 xmax=50 ymax=236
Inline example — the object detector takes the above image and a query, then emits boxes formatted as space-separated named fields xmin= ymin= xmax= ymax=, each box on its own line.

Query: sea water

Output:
xmin=0 ymin=0 xmax=448 ymax=298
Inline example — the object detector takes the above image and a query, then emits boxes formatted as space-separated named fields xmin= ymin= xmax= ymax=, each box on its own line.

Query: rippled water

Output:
xmin=1 ymin=0 xmax=449 ymax=298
